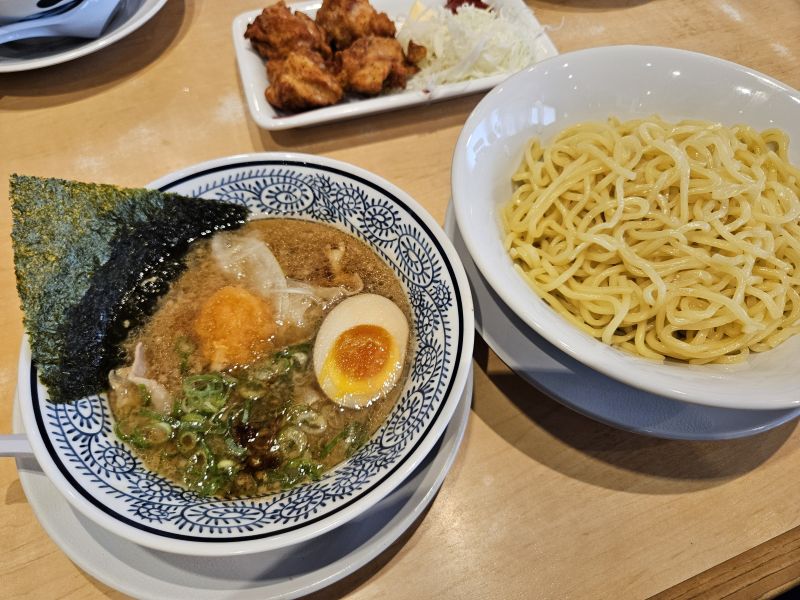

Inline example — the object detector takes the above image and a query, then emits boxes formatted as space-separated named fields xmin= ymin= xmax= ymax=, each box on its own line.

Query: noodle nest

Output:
xmin=502 ymin=116 xmax=800 ymax=364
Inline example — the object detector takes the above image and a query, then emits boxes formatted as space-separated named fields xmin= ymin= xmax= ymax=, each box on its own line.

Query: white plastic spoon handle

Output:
xmin=0 ymin=434 xmax=34 ymax=458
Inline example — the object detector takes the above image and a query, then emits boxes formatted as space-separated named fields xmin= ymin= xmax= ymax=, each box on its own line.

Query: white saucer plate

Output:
xmin=19 ymin=152 xmax=473 ymax=555
xmin=13 ymin=369 xmax=472 ymax=599
xmin=445 ymin=204 xmax=800 ymax=441
xmin=232 ymin=0 xmax=557 ymax=130
xmin=0 ymin=0 xmax=166 ymax=72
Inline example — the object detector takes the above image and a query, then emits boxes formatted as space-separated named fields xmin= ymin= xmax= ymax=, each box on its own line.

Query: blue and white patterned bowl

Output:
xmin=18 ymin=153 xmax=474 ymax=556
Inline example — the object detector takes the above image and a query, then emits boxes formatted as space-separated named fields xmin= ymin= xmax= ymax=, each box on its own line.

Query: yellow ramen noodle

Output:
xmin=501 ymin=116 xmax=800 ymax=364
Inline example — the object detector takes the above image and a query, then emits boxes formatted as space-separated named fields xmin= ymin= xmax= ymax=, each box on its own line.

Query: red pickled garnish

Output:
xmin=445 ymin=0 xmax=490 ymax=13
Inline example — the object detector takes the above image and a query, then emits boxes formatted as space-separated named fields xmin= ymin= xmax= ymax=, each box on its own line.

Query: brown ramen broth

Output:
xmin=108 ymin=218 xmax=412 ymax=498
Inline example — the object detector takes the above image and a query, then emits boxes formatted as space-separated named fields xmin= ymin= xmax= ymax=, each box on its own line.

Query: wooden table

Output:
xmin=3 ymin=0 xmax=800 ymax=597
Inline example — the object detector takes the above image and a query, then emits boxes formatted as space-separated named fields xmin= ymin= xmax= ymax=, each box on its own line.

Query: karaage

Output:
xmin=336 ymin=36 xmax=420 ymax=95
xmin=244 ymin=1 xmax=331 ymax=60
xmin=315 ymin=0 xmax=396 ymax=50
xmin=245 ymin=0 xmax=427 ymax=113
xmin=265 ymin=50 xmax=344 ymax=112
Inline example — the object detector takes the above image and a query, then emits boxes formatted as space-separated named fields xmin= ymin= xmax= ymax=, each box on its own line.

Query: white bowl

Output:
xmin=18 ymin=152 xmax=474 ymax=556
xmin=452 ymin=45 xmax=800 ymax=410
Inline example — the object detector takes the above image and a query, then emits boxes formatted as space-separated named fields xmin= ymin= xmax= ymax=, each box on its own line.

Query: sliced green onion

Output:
xmin=114 ymin=416 xmax=137 ymax=439
xmin=224 ymin=407 xmax=243 ymax=430
xmin=198 ymin=474 xmax=224 ymax=497
xmin=115 ymin=413 xmax=172 ymax=450
xmin=153 ymin=421 xmax=173 ymax=437
xmin=217 ymin=458 xmax=236 ymax=471
xmin=225 ymin=436 xmax=248 ymax=458
xmin=177 ymin=429 xmax=199 ymax=454
xmin=138 ymin=423 xmax=170 ymax=448
xmin=184 ymin=441 xmax=213 ymax=488
xmin=138 ymin=407 xmax=174 ymax=423
xmin=175 ymin=336 xmax=195 ymax=374
xmin=277 ymin=426 xmax=307 ymax=459
xmin=159 ymin=447 xmax=179 ymax=460
xmin=272 ymin=458 xmax=324 ymax=488
xmin=343 ymin=421 xmax=368 ymax=457
xmin=137 ymin=383 xmax=152 ymax=407
xmin=113 ymin=341 xmax=340 ymax=499
xmin=319 ymin=430 xmax=344 ymax=459
xmin=182 ymin=373 xmax=234 ymax=414
xmin=250 ymin=343 xmax=312 ymax=384
xmin=251 ymin=357 xmax=292 ymax=382
xmin=286 ymin=404 xmax=327 ymax=434
xmin=179 ymin=412 xmax=207 ymax=430
xmin=237 ymin=380 xmax=267 ymax=401
xmin=319 ymin=421 xmax=368 ymax=459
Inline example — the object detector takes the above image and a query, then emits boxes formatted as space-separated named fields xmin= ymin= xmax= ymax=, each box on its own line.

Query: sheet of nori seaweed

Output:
xmin=10 ymin=175 xmax=249 ymax=403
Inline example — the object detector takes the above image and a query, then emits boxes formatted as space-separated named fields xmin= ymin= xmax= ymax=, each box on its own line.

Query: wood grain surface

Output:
xmin=3 ymin=0 xmax=800 ymax=598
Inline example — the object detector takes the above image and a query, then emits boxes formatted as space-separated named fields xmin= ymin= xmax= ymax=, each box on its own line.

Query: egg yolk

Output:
xmin=332 ymin=324 xmax=392 ymax=379
xmin=317 ymin=322 xmax=403 ymax=407
xmin=194 ymin=285 xmax=276 ymax=369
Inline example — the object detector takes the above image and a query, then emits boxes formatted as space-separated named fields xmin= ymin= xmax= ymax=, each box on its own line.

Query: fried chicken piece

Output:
xmin=266 ymin=50 xmax=344 ymax=112
xmin=405 ymin=40 xmax=427 ymax=65
xmin=265 ymin=57 xmax=284 ymax=83
xmin=335 ymin=36 xmax=418 ymax=96
xmin=315 ymin=0 xmax=396 ymax=50
xmin=245 ymin=1 xmax=331 ymax=60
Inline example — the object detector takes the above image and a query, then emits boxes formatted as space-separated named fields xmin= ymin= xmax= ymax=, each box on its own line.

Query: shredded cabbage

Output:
xmin=397 ymin=2 xmax=548 ymax=90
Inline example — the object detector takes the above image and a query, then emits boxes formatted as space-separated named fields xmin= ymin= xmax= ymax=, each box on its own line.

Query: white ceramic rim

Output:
xmin=17 ymin=151 xmax=475 ymax=556
xmin=14 ymin=370 xmax=473 ymax=599
xmin=0 ymin=0 xmax=167 ymax=72
xmin=452 ymin=44 xmax=800 ymax=410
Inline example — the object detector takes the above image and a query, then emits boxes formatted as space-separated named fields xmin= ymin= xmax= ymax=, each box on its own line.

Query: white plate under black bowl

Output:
xmin=444 ymin=203 xmax=800 ymax=441
xmin=19 ymin=153 xmax=473 ymax=555
xmin=0 ymin=0 xmax=166 ymax=72
xmin=13 ymin=369 xmax=472 ymax=599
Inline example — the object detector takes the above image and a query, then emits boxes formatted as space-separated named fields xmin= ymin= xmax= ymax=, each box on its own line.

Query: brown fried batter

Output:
xmin=265 ymin=50 xmax=344 ymax=112
xmin=405 ymin=40 xmax=427 ymax=65
xmin=316 ymin=0 xmax=396 ymax=50
xmin=244 ymin=1 xmax=331 ymax=60
xmin=335 ymin=36 xmax=419 ymax=96
xmin=245 ymin=0 xmax=427 ymax=113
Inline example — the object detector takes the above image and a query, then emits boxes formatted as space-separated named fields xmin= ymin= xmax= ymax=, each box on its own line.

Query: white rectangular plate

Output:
xmin=232 ymin=0 xmax=558 ymax=130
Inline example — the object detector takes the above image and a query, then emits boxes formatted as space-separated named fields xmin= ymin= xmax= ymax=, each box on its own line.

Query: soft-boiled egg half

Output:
xmin=313 ymin=294 xmax=409 ymax=409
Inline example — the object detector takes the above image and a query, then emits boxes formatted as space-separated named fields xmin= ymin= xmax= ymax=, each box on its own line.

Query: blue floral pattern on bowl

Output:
xmin=27 ymin=157 xmax=467 ymax=550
